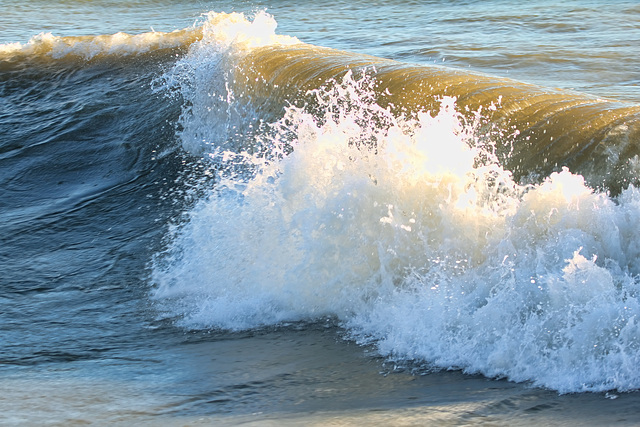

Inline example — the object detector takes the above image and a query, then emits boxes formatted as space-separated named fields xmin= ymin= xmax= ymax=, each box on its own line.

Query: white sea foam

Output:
xmin=151 ymin=12 xmax=640 ymax=393
xmin=0 ymin=11 xmax=296 ymax=61
xmin=0 ymin=29 xmax=196 ymax=59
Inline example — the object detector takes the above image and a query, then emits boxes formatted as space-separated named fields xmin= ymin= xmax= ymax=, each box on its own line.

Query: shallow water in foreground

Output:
xmin=3 ymin=327 xmax=640 ymax=426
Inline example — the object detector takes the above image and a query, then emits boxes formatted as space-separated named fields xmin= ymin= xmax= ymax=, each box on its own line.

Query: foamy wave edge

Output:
xmin=0 ymin=11 xmax=299 ymax=60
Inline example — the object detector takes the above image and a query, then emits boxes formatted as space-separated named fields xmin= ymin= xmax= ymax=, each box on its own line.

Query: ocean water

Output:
xmin=2 ymin=1 xmax=640 ymax=425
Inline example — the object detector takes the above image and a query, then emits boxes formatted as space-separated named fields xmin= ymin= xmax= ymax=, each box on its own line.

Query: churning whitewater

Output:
xmin=149 ymin=12 xmax=640 ymax=394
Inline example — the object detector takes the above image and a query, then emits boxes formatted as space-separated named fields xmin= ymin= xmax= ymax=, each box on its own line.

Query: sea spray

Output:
xmin=152 ymin=11 xmax=300 ymax=154
xmin=151 ymin=12 xmax=640 ymax=393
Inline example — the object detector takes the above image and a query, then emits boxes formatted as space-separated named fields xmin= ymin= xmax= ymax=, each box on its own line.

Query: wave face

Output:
xmin=148 ymin=12 xmax=640 ymax=393
xmin=0 ymin=18 xmax=191 ymax=369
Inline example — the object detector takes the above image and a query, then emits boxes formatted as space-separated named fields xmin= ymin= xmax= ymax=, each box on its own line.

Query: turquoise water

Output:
xmin=2 ymin=1 xmax=640 ymax=425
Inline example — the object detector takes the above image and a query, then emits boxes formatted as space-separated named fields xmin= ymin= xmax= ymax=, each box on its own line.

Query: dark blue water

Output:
xmin=0 ymin=51 xmax=179 ymax=363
